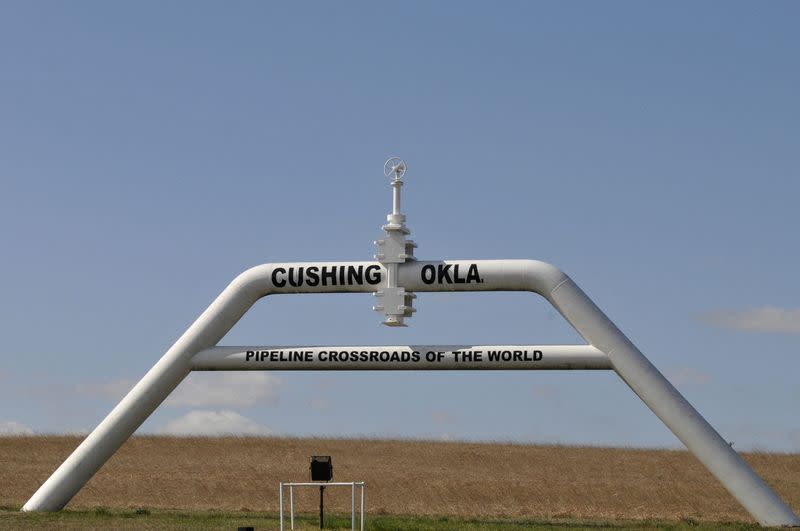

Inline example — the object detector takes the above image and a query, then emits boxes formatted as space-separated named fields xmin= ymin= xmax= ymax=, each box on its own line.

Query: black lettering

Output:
xmin=347 ymin=265 xmax=364 ymax=285
xmin=338 ymin=266 xmax=345 ymax=285
xmin=454 ymin=264 xmax=466 ymax=284
xmin=438 ymin=264 xmax=453 ymax=283
xmin=365 ymin=265 xmax=381 ymax=285
xmin=306 ymin=266 xmax=320 ymax=286
xmin=272 ymin=267 xmax=287 ymax=288
xmin=246 ymin=350 xmax=255 ymax=361
xmin=466 ymin=264 xmax=482 ymax=283
xmin=321 ymin=266 xmax=336 ymax=286
xmin=534 ymin=350 xmax=543 ymax=361
xmin=288 ymin=267 xmax=303 ymax=287
xmin=421 ymin=265 xmax=435 ymax=284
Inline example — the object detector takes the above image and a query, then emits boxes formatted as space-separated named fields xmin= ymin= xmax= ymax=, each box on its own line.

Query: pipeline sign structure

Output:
xmin=23 ymin=158 xmax=799 ymax=527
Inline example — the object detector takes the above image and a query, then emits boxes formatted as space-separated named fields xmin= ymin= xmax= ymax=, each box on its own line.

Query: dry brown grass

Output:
xmin=1 ymin=436 xmax=798 ymax=523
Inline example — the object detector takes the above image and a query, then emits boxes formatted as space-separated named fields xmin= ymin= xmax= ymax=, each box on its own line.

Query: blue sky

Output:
xmin=1 ymin=1 xmax=798 ymax=450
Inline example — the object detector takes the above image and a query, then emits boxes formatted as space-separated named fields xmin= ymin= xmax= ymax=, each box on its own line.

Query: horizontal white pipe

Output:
xmin=192 ymin=345 xmax=610 ymax=370
xmin=243 ymin=260 xmax=564 ymax=295
xmin=283 ymin=482 xmax=365 ymax=487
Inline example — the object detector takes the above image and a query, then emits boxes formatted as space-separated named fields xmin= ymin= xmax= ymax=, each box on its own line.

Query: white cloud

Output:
xmin=665 ymin=367 xmax=709 ymax=388
xmin=699 ymin=306 xmax=800 ymax=334
xmin=0 ymin=420 xmax=34 ymax=435
xmin=76 ymin=373 xmax=282 ymax=408
xmin=160 ymin=410 xmax=273 ymax=436
xmin=167 ymin=373 xmax=281 ymax=408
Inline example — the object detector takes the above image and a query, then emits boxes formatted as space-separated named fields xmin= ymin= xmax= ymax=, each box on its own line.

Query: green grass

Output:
xmin=0 ymin=508 xmax=763 ymax=530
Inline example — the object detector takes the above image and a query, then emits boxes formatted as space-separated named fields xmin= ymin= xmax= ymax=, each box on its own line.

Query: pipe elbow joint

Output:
xmin=226 ymin=263 xmax=277 ymax=302
xmin=514 ymin=259 xmax=571 ymax=297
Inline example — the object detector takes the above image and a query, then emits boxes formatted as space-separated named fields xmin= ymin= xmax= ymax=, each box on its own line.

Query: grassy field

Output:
xmin=0 ymin=508 xmax=769 ymax=531
xmin=1 ymin=436 xmax=798 ymax=528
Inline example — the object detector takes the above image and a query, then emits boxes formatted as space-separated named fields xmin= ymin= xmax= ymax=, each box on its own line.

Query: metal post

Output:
xmin=360 ymin=483 xmax=365 ymax=531
xmin=279 ymin=482 xmax=284 ymax=531
xmin=289 ymin=484 xmax=294 ymax=530
xmin=351 ymin=482 xmax=356 ymax=530
xmin=391 ymin=180 xmax=401 ymax=215
xmin=319 ymin=485 xmax=324 ymax=529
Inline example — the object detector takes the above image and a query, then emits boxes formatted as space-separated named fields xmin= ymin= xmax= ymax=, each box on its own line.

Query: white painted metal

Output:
xmin=22 ymin=259 xmax=800 ymax=526
xmin=283 ymin=482 xmax=367 ymax=486
xmin=383 ymin=157 xmax=406 ymax=180
xmin=375 ymin=158 xmax=417 ymax=326
xmin=191 ymin=345 xmax=611 ymax=370
xmin=280 ymin=482 xmax=366 ymax=531
xmin=279 ymin=481 xmax=284 ymax=530
xmin=289 ymin=484 xmax=294 ymax=529
xmin=392 ymin=176 xmax=401 ymax=214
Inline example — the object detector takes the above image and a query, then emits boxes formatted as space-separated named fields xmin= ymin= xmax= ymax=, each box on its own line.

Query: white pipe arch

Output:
xmin=22 ymin=259 xmax=800 ymax=527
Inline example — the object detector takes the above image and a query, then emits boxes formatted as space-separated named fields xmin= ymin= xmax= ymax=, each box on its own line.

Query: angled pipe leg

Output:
xmin=545 ymin=275 xmax=799 ymax=527
xmin=22 ymin=265 xmax=276 ymax=511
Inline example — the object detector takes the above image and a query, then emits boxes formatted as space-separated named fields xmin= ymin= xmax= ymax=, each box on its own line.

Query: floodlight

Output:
xmin=310 ymin=455 xmax=333 ymax=482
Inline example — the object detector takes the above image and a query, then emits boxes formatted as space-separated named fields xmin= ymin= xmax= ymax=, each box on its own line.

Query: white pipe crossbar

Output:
xmin=279 ymin=482 xmax=366 ymax=531
xmin=22 ymin=259 xmax=800 ymax=526
xmin=282 ymin=482 xmax=366 ymax=487
xmin=192 ymin=345 xmax=611 ymax=370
